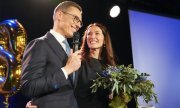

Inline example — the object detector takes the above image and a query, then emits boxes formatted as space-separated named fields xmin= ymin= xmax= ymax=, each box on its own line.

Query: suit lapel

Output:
xmin=44 ymin=32 xmax=68 ymax=60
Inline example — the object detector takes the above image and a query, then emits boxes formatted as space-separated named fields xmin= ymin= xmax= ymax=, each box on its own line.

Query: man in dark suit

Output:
xmin=20 ymin=1 xmax=82 ymax=108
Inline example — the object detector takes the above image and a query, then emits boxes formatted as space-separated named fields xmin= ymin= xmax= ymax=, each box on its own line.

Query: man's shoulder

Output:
xmin=29 ymin=32 xmax=52 ymax=43
xmin=26 ymin=35 xmax=48 ymax=48
xmin=37 ymin=32 xmax=52 ymax=40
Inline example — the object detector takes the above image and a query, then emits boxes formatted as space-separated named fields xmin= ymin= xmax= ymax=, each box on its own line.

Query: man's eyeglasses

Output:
xmin=61 ymin=11 xmax=83 ymax=28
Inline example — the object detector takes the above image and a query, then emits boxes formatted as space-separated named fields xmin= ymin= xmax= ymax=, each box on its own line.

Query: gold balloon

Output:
xmin=0 ymin=19 xmax=27 ymax=107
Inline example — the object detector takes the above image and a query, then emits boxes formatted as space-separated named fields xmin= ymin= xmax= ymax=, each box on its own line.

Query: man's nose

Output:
xmin=75 ymin=23 xmax=81 ymax=31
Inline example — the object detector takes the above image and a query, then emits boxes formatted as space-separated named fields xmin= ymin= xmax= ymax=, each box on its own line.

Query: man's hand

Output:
xmin=63 ymin=50 xmax=82 ymax=75
xmin=26 ymin=101 xmax=37 ymax=108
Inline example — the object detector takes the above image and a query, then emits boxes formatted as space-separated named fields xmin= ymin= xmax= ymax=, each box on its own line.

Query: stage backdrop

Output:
xmin=129 ymin=10 xmax=180 ymax=108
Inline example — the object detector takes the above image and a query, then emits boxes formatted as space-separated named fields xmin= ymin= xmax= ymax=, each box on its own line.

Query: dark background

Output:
xmin=1 ymin=0 xmax=180 ymax=107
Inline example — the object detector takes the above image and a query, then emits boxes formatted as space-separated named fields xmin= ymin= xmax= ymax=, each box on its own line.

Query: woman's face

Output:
xmin=86 ymin=25 xmax=104 ymax=50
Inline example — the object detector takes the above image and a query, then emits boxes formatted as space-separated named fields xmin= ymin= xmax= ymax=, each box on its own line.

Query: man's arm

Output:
xmin=20 ymin=39 xmax=68 ymax=98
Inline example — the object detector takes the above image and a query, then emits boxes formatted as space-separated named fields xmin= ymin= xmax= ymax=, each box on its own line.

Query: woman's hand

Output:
xmin=26 ymin=101 xmax=37 ymax=108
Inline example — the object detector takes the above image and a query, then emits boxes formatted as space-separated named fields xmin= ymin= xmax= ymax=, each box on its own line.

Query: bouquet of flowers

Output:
xmin=91 ymin=64 xmax=158 ymax=108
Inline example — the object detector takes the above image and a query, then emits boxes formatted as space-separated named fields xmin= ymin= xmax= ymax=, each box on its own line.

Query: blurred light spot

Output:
xmin=110 ymin=5 xmax=120 ymax=18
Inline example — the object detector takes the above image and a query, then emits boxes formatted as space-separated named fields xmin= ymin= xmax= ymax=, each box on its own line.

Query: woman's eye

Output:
xmin=96 ymin=33 xmax=100 ymax=35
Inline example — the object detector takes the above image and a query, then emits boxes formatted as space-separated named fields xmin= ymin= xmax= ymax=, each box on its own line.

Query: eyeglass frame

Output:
xmin=61 ymin=11 xmax=83 ymax=28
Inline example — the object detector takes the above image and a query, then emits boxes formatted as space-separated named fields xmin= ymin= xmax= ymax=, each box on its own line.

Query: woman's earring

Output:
xmin=103 ymin=44 xmax=106 ymax=48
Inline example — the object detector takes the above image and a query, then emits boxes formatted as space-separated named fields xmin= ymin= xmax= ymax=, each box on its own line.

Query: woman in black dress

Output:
xmin=74 ymin=23 xmax=116 ymax=108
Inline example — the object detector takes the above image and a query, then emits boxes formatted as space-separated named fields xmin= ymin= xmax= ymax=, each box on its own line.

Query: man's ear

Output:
xmin=56 ymin=11 xmax=63 ymax=20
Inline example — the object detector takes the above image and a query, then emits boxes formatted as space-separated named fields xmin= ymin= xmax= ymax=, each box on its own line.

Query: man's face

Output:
xmin=57 ymin=6 xmax=82 ymax=38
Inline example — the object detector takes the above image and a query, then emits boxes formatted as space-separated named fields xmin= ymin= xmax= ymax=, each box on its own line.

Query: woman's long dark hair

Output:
xmin=80 ymin=23 xmax=116 ymax=66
